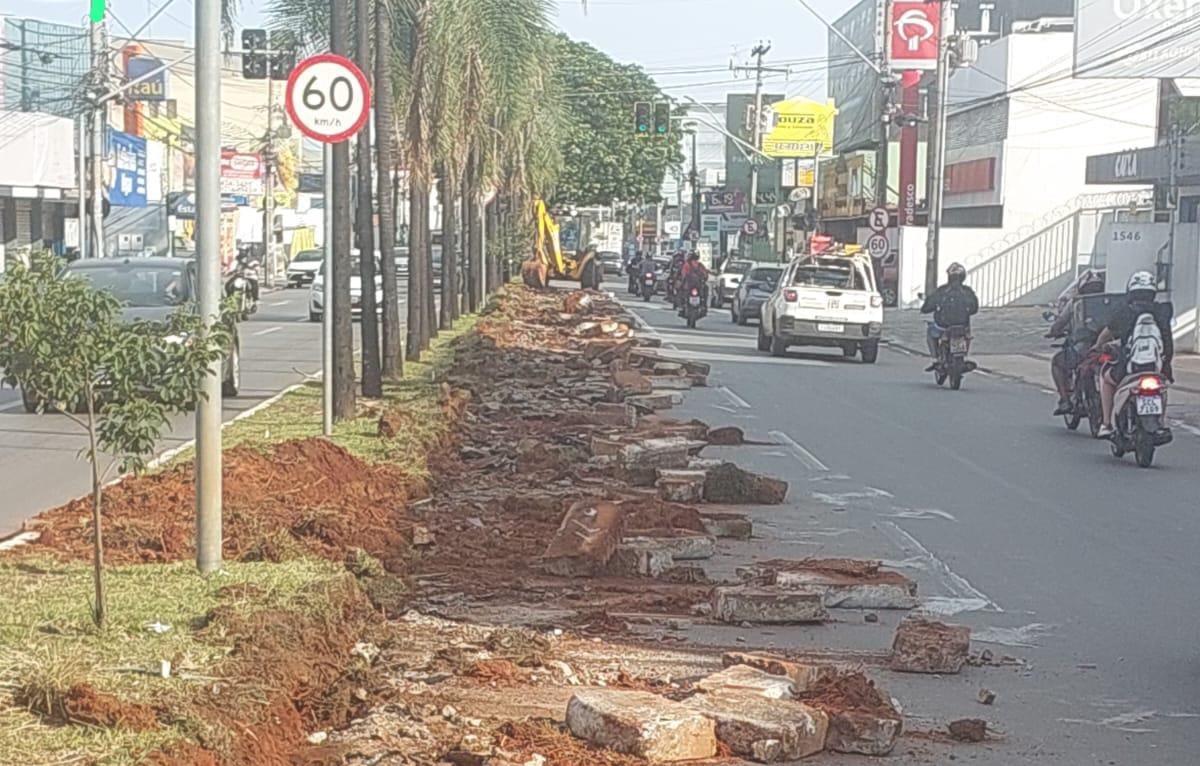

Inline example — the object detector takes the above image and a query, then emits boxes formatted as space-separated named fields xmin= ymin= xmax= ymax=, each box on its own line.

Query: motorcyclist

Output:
xmin=678 ymin=252 xmax=710 ymax=309
xmin=1091 ymin=270 xmax=1174 ymax=438
xmin=667 ymin=250 xmax=687 ymax=304
xmin=1048 ymin=269 xmax=1106 ymax=415
xmin=627 ymin=251 xmax=645 ymax=292
xmin=920 ymin=262 xmax=979 ymax=372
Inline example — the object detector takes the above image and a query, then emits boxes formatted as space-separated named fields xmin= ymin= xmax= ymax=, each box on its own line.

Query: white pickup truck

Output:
xmin=757 ymin=253 xmax=884 ymax=363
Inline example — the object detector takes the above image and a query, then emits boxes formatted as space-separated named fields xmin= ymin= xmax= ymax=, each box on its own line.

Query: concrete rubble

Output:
xmin=565 ymin=689 xmax=717 ymax=762
xmin=694 ymin=664 xmax=795 ymax=699
xmin=683 ymin=692 xmax=829 ymax=762
xmin=720 ymin=652 xmax=854 ymax=692
xmin=712 ymin=586 xmax=829 ymax=624
xmin=698 ymin=512 xmax=753 ymax=539
xmin=655 ymin=469 xmax=707 ymax=503
xmin=703 ymin=463 xmax=789 ymax=505
xmin=745 ymin=559 xmax=919 ymax=610
xmin=538 ymin=501 xmax=624 ymax=577
xmin=891 ymin=615 xmax=972 ymax=674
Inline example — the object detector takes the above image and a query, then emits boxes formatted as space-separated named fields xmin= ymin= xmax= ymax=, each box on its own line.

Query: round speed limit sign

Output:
xmin=285 ymin=54 xmax=371 ymax=144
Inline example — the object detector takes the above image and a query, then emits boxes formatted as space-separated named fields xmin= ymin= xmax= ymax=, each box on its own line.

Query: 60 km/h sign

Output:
xmin=285 ymin=53 xmax=371 ymax=144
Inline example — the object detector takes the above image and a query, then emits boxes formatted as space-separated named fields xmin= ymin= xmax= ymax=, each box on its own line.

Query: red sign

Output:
xmin=945 ymin=158 xmax=997 ymax=195
xmin=219 ymin=150 xmax=264 ymax=196
xmin=888 ymin=1 xmax=941 ymax=71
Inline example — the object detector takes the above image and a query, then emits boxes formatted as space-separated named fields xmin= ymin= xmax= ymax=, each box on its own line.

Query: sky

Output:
xmin=1 ymin=0 xmax=853 ymax=105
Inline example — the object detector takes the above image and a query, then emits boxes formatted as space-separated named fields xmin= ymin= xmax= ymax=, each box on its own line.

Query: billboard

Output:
xmin=887 ymin=1 xmax=942 ymax=70
xmin=1074 ymin=0 xmax=1200 ymax=78
xmin=761 ymin=99 xmax=837 ymax=158
xmin=108 ymin=130 xmax=147 ymax=207
xmin=126 ymin=55 xmax=167 ymax=101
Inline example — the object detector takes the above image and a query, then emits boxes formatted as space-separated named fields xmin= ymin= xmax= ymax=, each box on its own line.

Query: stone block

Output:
xmin=627 ymin=392 xmax=682 ymax=412
xmin=774 ymin=570 xmax=918 ymax=610
xmin=699 ymin=513 xmax=752 ymax=539
xmin=592 ymin=402 xmax=638 ymax=428
xmin=539 ymin=501 xmax=624 ymax=577
xmin=608 ymin=544 xmax=675 ymax=577
xmin=590 ymin=435 xmax=625 ymax=458
xmin=825 ymin=709 xmax=902 ymax=756
xmin=695 ymin=665 xmax=794 ymax=700
xmin=652 ymin=361 xmax=686 ymax=375
xmin=706 ymin=426 xmax=745 ymax=446
xmin=712 ymin=586 xmax=828 ymax=625
xmin=656 ymin=469 xmax=707 ymax=503
xmin=611 ymin=369 xmax=653 ymax=395
xmin=720 ymin=652 xmax=849 ymax=692
xmin=648 ymin=376 xmax=695 ymax=391
xmin=566 ymin=689 xmax=717 ymax=762
xmin=684 ymin=693 xmax=828 ymax=762
xmin=703 ymin=463 xmax=789 ymax=505
xmin=620 ymin=437 xmax=699 ymax=469
xmin=623 ymin=533 xmax=716 ymax=561
xmin=683 ymin=360 xmax=712 ymax=376
xmin=890 ymin=616 xmax=971 ymax=674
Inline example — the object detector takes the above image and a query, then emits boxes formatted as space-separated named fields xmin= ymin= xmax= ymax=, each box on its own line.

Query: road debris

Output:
xmin=948 ymin=718 xmax=989 ymax=742
xmin=891 ymin=616 xmax=972 ymax=674
xmin=565 ymin=689 xmax=717 ymax=761
xmin=978 ymin=688 xmax=997 ymax=705
xmin=712 ymin=586 xmax=829 ymax=624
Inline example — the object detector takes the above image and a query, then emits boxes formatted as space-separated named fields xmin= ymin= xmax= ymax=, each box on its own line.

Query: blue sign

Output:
xmin=108 ymin=130 xmax=147 ymax=207
xmin=126 ymin=56 xmax=166 ymax=101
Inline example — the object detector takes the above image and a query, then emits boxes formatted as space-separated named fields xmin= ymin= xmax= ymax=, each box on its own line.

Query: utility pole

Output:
xmin=331 ymin=0 xmax=356 ymax=419
xmin=262 ymin=78 xmax=276 ymax=288
xmin=77 ymin=113 xmax=87 ymax=259
xmin=924 ymin=4 xmax=953 ymax=297
xmin=731 ymin=43 xmax=788 ymax=258
xmin=690 ymin=128 xmax=701 ymax=249
xmin=876 ymin=65 xmax=892 ymax=210
xmin=194 ymin=0 xmax=223 ymax=574
xmin=89 ymin=19 xmax=107 ymax=259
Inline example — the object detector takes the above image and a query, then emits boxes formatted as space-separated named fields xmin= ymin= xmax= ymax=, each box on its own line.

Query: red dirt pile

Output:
xmin=28 ymin=439 xmax=420 ymax=571
xmin=796 ymin=671 xmax=895 ymax=716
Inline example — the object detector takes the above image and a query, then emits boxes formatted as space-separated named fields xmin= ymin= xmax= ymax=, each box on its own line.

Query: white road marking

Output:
xmin=883 ymin=507 xmax=958 ymax=522
xmin=252 ymin=326 xmax=283 ymax=337
xmin=718 ymin=385 xmax=751 ymax=409
xmin=976 ymin=369 xmax=993 ymax=377
xmin=1170 ymin=419 xmax=1200 ymax=437
xmin=879 ymin=520 xmax=1002 ymax=613
xmin=769 ymin=430 xmax=829 ymax=472
xmin=0 ymin=399 xmax=25 ymax=412
xmin=710 ymin=403 xmax=740 ymax=414
xmin=269 ymin=300 xmax=290 ymax=307
xmin=972 ymin=623 xmax=1056 ymax=648
xmin=295 ymin=316 xmax=311 ymax=323
xmin=811 ymin=487 xmax=894 ymax=505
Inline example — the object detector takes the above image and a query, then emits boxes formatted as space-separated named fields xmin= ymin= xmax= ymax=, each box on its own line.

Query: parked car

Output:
xmin=19 ymin=257 xmax=242 ymax=411
xmin=596 ymin=250 xmax=624 ymax=276
xmin=730 ymin=265 xmax=782 ymax=325
xmin=285 ymin=248 xmax=323 ymax=287
xmin=711 ymin=258 xmax=754 ymax=307
xmin=757 ymin=252 xmax=883 ymax=363
xmin=309 ymin=252 xmax=383 ymax=322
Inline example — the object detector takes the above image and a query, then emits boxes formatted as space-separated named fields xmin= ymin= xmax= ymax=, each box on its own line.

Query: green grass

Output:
xmin=0 ymin=557 xmax=344 ymax=765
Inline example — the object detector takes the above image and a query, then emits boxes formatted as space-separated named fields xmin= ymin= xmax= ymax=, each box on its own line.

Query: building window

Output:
xmin=942 ymin=205 xmax=1003 ymax=228
xmin=1179 ymin=196 xmax=1200 ymax=223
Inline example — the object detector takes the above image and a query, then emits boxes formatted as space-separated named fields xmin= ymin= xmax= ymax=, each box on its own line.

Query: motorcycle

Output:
xmin=1103 ymin=338 xmax=1173 ymax=468
xmin=640 ymin=267 xmax=657 ymax=301
xmin=1058 ymin=342 xmax=1105 ymax=437
xmin=225 ymin=250 xmax=260 ymax=319
xmin=933 ymin=324 xmax=973 ymax=390
xmin=680 ymin=285 xmax=706 ymax=328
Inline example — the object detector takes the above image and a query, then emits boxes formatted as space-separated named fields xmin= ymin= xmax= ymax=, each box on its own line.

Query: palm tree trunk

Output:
xmin=486 ymin=193 xmax=502 ymax=294
xmin=464 ymin=147 xmax=482 ymax=312
xmin=331 ymin=0 xmax=356 ymax=418
xmin=407 ymin=175 xmax=427 ymax=361
xmin=439 ymin=171 xmax=457 ymax=329
xmin=355 ymin=0 xmax=381 ymax=397
xmin=375 ymin=0 xmax=401 ymax=379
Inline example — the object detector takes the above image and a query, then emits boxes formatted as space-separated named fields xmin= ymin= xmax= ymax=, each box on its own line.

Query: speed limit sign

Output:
xmin=866 ymin=233 xmax=889 ymax=259
xmin=285 ymin=54 xmax=371 ymax=144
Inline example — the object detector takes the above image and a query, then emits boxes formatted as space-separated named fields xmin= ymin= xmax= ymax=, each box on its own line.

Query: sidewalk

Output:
xmin=883 ymin=306 xmax=1200 ymax=430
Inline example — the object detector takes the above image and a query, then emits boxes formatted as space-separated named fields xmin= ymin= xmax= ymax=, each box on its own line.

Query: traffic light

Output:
xmin=654 ymin=102 xmax=671 ymax=134
xmin=241 ymin=29 xmax=267 ymax=80
xmin=269 ymin=31 xmax=297 ymax=80
xmin=634 ymin=102 xmax=651 ymax=135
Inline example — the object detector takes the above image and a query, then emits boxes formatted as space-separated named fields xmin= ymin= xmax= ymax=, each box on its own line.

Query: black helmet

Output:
xmin=947 ymin=262 xmax=966 ymax=283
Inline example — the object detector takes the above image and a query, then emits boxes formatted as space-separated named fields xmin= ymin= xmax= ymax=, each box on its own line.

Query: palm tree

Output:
xmin=355 ymin=0 xmax=382 ymax=397
xmin=375 ymin=0 xmax=403 ymax=378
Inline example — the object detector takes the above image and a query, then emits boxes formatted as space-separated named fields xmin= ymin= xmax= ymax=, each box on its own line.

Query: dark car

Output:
xmin=19 ymin=257 xmax=242 ymax=411
xmin=731 ymin=265 xmax=782 ymax=325
xmin=596 ymin=250 xmax=623 ymax=276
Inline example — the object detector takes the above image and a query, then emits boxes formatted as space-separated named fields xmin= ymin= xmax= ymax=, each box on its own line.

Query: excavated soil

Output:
xmin=796 ymin=671 xmax=898 ymax=717
xmin=498 ymin=720 xmax=649 ymax=766
xmin=28 ymin=439 xmax=420 ymax=571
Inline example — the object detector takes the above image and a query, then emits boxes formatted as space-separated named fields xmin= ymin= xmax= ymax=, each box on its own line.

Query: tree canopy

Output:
xmin=548 ymin=35 xmax=682 ymax=207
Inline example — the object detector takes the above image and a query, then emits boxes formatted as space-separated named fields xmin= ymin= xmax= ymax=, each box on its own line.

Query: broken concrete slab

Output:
xmin=539 ymin=501 xmax=624 ymax=577
xmin=695 ymin=664 xmax=794 ymax=700
xmin=622 ymin=533 xmax=716 ymax=561
xmin=648 ymin=376 xmax=695 ymax=391
xmin=620 ymin=437 xmax=706 ymax=469
xmin=683 ymin=360 xmax=712 ymax=376
xmin=720 ymin=652 xmax=852 ymax=693
xmin=824 ymin=709 xmax=902 ymax=756
xmin=590 ymin=435 xmax=625 ymax=458
xmin=627 ymin=392 xmax=683 ymax=412
xmin=703 ymin=463 xmax=789 ymax=505
xmin=611 ymin=368 xmax=653 ymax=395
xmin=683 ymin=693 xmax=828 ymax=762
xmin=891 ymin=616 xmax=971 ymax=674
xmin=699 ymin=513 xmax=752 ymax=540
xmin=565 ymin=689 xmax=717 ymax=762
xmin=591 ymin=402 xmax=638 ymax=428
xmin=712 ymin=586 xmax=828 ymax=625
xmin=656 ymin=469 xmax=707 ymax=503
xmin=608 ymin=544 xmax=675 ymax=578
xmin=706 ymin=426 xmax=745 ymax=446
xmin=773 ymin=569 xmax=918 ymax=610
xmin=652 ymin=361 xmax=686 ymax=375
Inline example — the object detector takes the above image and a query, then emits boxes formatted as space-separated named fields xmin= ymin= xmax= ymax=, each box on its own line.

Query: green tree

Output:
xmin=0 ymin=255 xmax=231 ymax=627
xmin=548 ymin=35 xmax=682 ymax=206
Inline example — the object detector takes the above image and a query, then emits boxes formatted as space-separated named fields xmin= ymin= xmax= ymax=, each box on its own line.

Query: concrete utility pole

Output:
xmin=746 ymin=43 xmax=770 ymax=214
xmin=262 ymin=78 xmax=276 ymax=288
xmin=690 ymin=128 xmax=701 ymax=248
xmin=77 ymin=113 xmax=87 ymax=260
xmin=194 ymin=0 xmax=223 ymax=574
xmin=924 ymin=3 xmax=953 ymax=298
xmin=89 ymin=19 xmax=107 ymax=259
xmin=331 ymin=0 xmax=356 ymax=419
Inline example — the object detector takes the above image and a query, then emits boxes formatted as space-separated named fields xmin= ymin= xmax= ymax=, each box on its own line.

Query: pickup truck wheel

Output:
xmin=861 ymin=340 xmax=879 ymax=364
xmin=769 ymin=332 xmax=788 ymax=357
xmin=756 ymin=321 xmax=771 ymax=352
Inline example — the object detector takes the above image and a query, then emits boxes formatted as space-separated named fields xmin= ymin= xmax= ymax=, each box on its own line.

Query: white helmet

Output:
xmin=1126 ymin=270 xmax=1156 ymax=295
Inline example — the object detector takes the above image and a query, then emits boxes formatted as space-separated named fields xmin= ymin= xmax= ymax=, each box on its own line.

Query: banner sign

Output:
xmin=126 ymin=55 xmax=167 ymax=101
xmin=220 ymin=150 xmax=265 ymax=196
xmin=108 ymin=130 xmax=147 ymax=207
xmin=888 ymin=1 xmax=941 ymax=71
xmin=761 ymin=99 xmax=836 ymax=158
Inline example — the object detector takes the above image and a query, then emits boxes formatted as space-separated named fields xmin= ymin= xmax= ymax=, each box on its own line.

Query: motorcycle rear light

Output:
xmin=783 ymin=289 xmax=798 ymax=302
xmin=1137 ymin=376 xmax=1163 ymax=394
xmin=1099 ymin=354 xmax=1114 ymax=364
xmin=870 ymin=295 xmax=883 ymax=308
xmin=691 ymin=288 xmax=699 ymax=296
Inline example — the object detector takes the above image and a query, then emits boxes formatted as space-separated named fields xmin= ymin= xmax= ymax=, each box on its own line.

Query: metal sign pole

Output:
xmin=323 ymin=142 xmax=334 ymax=436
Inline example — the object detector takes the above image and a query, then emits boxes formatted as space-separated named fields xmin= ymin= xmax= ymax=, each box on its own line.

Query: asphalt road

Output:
xmin=616 ymin=282 xmax=1200 ymax=764
xmin=0 ymin=284 xmax=427 ymax=538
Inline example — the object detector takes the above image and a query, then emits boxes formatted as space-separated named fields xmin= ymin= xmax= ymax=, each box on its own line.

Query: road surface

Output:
xmin=0 ymin=285 xmax=429 ymax=537
xmin=618 ymin=283 xmax=1200 ymax=764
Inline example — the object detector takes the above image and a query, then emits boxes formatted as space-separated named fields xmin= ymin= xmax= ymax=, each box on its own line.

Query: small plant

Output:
xmin=0 ymin=253 xmax=232 ymax=627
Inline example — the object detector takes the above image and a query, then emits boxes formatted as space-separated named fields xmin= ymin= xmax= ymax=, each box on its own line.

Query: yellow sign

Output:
xmin=762 ymin=98 xmax=836 ymax=158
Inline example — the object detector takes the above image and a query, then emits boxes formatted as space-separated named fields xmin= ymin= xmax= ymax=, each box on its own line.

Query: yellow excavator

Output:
xmin=522 ymin=199 xmax=602 ymax=290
